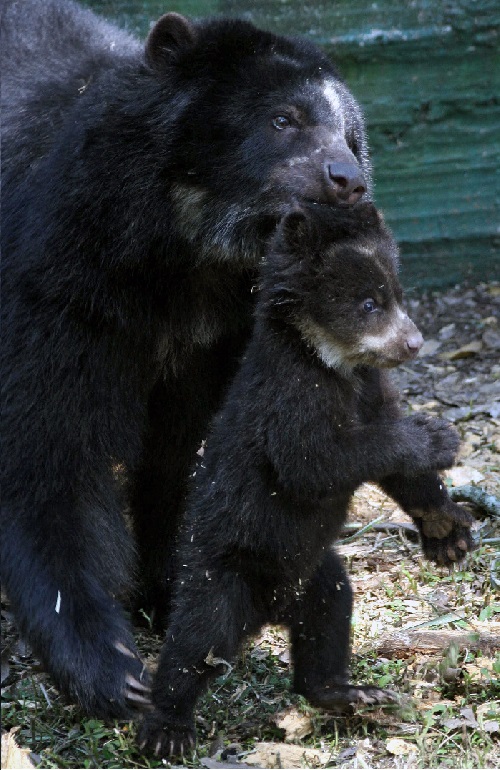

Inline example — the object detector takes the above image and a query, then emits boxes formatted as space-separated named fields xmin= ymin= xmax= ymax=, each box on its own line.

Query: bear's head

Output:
xmin=262 ymin=203 xmax=423 ymax=370
xmin=145 ymin=14 xmax=370 ymax=263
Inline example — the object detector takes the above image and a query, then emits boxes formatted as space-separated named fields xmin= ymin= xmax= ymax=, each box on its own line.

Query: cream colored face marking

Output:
xmin=322 ymin=80 xmax=345 ymax=133
xmin=297 ymin=318 xmax=352 ymax=374
xmin=361 ymin=326 xmax=398 ymax=352
xmin=359 ymin=308 xmax=410 ymax=353
xmin=170 ymin=183 xmax=207 ymax=243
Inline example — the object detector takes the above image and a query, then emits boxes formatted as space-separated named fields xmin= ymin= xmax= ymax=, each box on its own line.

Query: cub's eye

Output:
xmin=272 ymin=115 xmax=291 ymax=130
xmin=362 ymin=298 xmax=377 ymax=313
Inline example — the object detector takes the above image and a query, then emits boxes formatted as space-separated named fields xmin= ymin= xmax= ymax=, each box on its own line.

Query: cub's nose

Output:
xmin=406 ymin=331 xmax=424 ymax=357
xmin=326 ymin=162 xmax=366 ymax=205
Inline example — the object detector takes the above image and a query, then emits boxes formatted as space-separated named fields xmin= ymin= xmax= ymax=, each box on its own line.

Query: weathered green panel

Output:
xmin=83 ymin=0 xmax=499 ymax=287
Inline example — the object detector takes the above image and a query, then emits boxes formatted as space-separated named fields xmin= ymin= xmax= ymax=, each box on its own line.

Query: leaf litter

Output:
xmin=1 ymin=281 xmax=499 ymax=768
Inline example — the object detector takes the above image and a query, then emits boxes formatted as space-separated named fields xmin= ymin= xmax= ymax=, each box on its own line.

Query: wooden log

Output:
xmin=371 ymin=629 xmax=499 ymax=659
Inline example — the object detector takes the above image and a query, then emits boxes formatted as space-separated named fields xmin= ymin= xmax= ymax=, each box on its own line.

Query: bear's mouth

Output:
xmin=302 ymin=197 xmax=352 ymax=209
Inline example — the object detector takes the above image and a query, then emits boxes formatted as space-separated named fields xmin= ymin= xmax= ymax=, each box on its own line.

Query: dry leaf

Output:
xmin=459 ymin=707 xmax=479 ymax=727
xmin=438 ymin=323 xmax=456 ymax=340
xmin=273 ymin=707 xmax=313 ymax=742
xmin=482 ymin=328 xmax=500 ymax=350
xmin=445 ymin=466 xmax=485 ymax=486
xmin=385 ymin=738 xmax=417 ymax=756
xmin=440 ymin=341 xmax=482 ymax=360
xmin=477 ymin=701 xmax=500 ymax=734
xmin=411 ymin=400 xmax=440 ymax=411
xmin=1 ymin=730 xmax=35 ymax=769
xmin=245 ymin=742 xmax=331 ymax=768
xmin=419 ymin=339 xmax=441 ymax=356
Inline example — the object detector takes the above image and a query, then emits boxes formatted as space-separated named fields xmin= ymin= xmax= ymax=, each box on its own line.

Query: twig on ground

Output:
xmin=340 ymin=519 xmax=418 ymax=543
xmin=449 ymin=485 xmax=500 ymax=518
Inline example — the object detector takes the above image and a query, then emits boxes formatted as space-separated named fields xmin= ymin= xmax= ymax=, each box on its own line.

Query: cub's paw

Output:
xmin=413 ymin=501 xmax=475 ymax=566
xmin=137 ymin=711 xmax=196 ymax=758
xmin=304 ymin=683 xmax=399 ymax=712
xmin=426 ymin=418 xmax=461 ymax=469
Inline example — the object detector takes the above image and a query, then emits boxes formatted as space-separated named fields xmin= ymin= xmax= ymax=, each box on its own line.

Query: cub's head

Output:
xmin=262 ymin=203 xmax=423 ymax=370
xmin=145 ymin=13 xmax=370 ymax=262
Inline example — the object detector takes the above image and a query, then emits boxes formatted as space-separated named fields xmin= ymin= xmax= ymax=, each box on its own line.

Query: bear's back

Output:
xmin=1 ymin=0 xmax=141 ymax=176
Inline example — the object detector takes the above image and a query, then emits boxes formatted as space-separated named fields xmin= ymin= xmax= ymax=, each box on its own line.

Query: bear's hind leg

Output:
xmin=1 ymin=497 xmax=150 ymax=720
xmin=285 ymin=549 xmax=397 ymax=710
xmin=138 ymin=568 xmax=259 ymax=758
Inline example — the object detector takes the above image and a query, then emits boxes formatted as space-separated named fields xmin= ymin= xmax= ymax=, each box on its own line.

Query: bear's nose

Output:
xmin=326 ymin=162 xmax=367 ymax=205
xmin=406 ymin=331 xmax=424 ymax=356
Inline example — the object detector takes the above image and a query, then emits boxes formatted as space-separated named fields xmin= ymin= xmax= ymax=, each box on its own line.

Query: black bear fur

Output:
xmin=1 ymin=0 xmax=373 ymax=719
xmin=138 ymin=203 xmax=474 ymax=757
xmin=1 ymin=0 xmax=473 ymax=722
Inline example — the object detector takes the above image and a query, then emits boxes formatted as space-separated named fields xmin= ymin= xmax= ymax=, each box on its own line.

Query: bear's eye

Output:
xmin=272 ymin=115 xmax=291 ymax=130
xmin=362 ymin=298 xmax=378 ymax=313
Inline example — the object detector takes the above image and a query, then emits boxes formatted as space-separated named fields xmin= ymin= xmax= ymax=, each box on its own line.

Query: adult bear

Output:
xmin=1 ymin=0 xmax=370 ymax=719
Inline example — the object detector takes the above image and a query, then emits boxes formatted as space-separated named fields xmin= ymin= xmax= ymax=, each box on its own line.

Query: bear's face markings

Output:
xmin=302 ymin=254 xmax=423 ymax=369
xmin=297 ymin=285 xmax=422 ymax=371
xmin=158 ymin=19 xmax=370 ymax=262
xmin=170 ymin=76 xmax=368 ymax=261
xmin=265 ymin=203 xmax=422 ymax=371
xmin=355 ymin=304 xmax=424 ymax=367
xmin=265 ymin=95 xmax=367 ymax=208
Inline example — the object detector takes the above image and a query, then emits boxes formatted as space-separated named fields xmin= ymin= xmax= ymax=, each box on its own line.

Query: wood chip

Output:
xmin=440 ymin=341 xmax=483 ymax=360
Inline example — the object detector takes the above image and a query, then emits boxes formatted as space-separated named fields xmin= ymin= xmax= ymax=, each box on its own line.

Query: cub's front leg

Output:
xmin=379 ymin=472 xmax=475 ymax=566
xmin=358 ymin=370 xmax=475 ymax=566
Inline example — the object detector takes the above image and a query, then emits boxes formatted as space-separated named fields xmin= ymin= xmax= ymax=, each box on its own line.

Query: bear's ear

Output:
xmin=280 ymin=209 xmax=311 ymax=249
xmin=145 ymin=13 xmax=197 ymax=71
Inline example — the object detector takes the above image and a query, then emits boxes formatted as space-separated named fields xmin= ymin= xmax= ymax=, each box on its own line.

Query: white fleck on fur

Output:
xmin=351 ymin=244 xmax=376 ymax=258
xmin=286 ymin=144 xmax=330 ymax=168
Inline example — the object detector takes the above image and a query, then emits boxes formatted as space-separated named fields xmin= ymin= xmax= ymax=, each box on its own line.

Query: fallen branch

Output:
xmin=369 ymin=629 xmax=499 ymax=659
xmin=449 ymin=485 xmax=500 ymax=518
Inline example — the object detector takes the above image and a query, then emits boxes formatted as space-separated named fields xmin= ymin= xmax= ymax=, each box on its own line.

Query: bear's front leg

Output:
xmin=1 ymin=500 xmax=151 ymax=719
xmin=379 ymin=472 xmax=475 ymax=566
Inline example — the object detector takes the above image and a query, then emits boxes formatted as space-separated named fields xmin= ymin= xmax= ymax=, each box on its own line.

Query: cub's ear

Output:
xmin=145 ymin=13 xmax=197 ymax=71
xmin=279 ymin=209 xmax=311 ymax=249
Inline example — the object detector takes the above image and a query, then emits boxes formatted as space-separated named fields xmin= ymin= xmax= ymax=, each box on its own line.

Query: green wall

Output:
xmin=84 ymin=0 xmax=499 ymax=288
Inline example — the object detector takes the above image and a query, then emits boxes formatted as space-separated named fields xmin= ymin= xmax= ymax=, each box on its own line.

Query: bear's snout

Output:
xmin=326 ymin=162 xmax=366 ymax=205
xmin=405 ymin=330 xmax=424 ymax=357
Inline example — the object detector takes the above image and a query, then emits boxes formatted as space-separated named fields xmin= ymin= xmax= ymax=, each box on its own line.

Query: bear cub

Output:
xmin=138 ymin=203 xmax=474 ymax=757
